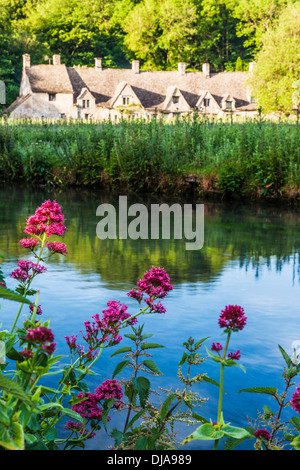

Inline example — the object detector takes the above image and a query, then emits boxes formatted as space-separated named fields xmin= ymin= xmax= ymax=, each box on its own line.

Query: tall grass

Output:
xmin=0 ymin=116 xmax=299 ymax=198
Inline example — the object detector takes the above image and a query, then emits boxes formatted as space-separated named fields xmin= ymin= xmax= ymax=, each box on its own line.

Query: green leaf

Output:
xmin=110 ymin=347 xmax=132 ymax=358
xmin=135 ymin=436 xmax=147 ymax=450
xmin=0 ymin=373 xmax=34 ymax=405
xmin=112 ymin=360 xmax=130 ymax=379
xmin=191 ymin=413 xmax=209 ymax=424
xmin=183 ymin=423 xmax=224 ymax=444
xmin=140 ymin=343 xmax=165 ymax=350
xmin=278 ymin=344 xmax=292 ymax=368
xmin=142 ymin=359 xmax=163 ymax=375
xmin=178 ymin=352 xmax=188 ymax=366
xmin=132 ymin=376 xmax=151 ymax=408
xmin=223 ymin=427 xmax=255 ymax=450
xmin=160 ymin=393 xmax=177 ymax=421
xmin=124 ymin=409 xmax=146 ymax=432
xmin=291 ymin=435 xmax=300 ymax=450
xmin=0 ymin=421 xmax=24 ymax=450
xmin=237 ymin=386 xmax=278 ymax=396
xmin=222 ymin=425 xmax=252 ymax=439
xmin=0 ymin=286 xmax=33 ymax=305
xmin=290 ymin=416 xmax=300 ymax=431
xmin=101 ymin=397 xmax=115 ymax=431
xmin=201 ymin=376 xmax=220 ymax=387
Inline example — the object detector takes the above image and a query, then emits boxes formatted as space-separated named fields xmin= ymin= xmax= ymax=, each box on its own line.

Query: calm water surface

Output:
xmin=0 ymin=185 xmax=299 ymax=450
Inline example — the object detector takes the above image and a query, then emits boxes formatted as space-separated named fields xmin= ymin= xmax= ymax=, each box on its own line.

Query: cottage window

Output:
xmin=226 ymin=101 xmax=232 ymax=110
xmin=85 ymin=114 xmax=89 ymax=120
xmin=203 ymin=98 xmax=210 ymax=107
xmin=172 ymin=96 xmax=179 ymax=104
xmin=250 ymin=96 xmax=256 ymax=104
xmin=122 ymin=96 xmax=130 ymax=105
xmin=60 ymin=113 xmax=65 ymax=118
xmin=86 ymin=100 xmax=90 ymax=108
xmin=49 ymin=93 xmax=56 ymax=101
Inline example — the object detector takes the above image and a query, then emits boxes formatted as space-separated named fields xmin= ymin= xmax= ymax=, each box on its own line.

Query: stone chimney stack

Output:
xmin=132 ymin=60 xmax=140 ymax=74
xmin=202 ymin=63 xmax=210 ymax=78
xmin=178 ymin=62 xmax=186 ymax=75
xmin=95 ymin=57 xmax=102 ymax=71
xmin=53 ymin=54 xmax=61 ymax=65
xmin=23 ymin=53 xmax=30 ymax=69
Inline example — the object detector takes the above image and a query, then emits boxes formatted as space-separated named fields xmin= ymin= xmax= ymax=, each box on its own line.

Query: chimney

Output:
xmin=53 ymin=54 xmax=61 ymax=65
xmin=95 ymin=57 xmax=102 ymax=71
xmin=202 ymin=63 xmax=210 ymax=78
xmin=248 ymin=62 xmax=256 ymax=72
xmin=178 ymin=62 xmax=186 ymax=75
xmin=23 ymin=53 xmax=30 ymax=69
xmin=132 ymin=60 xmax=140 ymax=74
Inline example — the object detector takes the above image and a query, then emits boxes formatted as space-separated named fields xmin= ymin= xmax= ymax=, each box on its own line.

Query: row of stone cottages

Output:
xmin=5 ymin=54 xmax=258 ymax=120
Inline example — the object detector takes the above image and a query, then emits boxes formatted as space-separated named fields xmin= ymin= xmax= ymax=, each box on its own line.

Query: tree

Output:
xmin=249 ymin=2 xmax=300 ymax=114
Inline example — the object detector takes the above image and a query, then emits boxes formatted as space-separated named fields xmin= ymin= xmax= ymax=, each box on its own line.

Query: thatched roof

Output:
xmin=18 ymin=61 xmax=256 ymax=112
xmin=65 ymin=66 xmax=254 ymax=111
xmin=26 ymin=64 xmax=73 ymax=94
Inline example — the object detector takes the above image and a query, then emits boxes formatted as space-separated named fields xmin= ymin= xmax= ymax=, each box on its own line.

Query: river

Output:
xmin=0 ymin=184 xmax=299 ymax=450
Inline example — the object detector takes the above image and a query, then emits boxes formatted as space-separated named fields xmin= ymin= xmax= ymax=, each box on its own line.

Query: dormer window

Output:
xmin=172 ymin=96 xmax=179 ymax=104
xmin=122 ymin=96 xmax=130 ymax=105
xmin=82 ymin=99 xmax=90 ymax=108
xmin=203 ymin=98 xmax=210 ymax=107
xmin=226 ymin=101 xmax=232 ymax=110
xmin=49 ymin=93 xmax=56 ymax=101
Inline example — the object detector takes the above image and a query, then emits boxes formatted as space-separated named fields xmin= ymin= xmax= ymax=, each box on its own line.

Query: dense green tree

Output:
xmin=250 ymin=2 xmax=300 ymax=114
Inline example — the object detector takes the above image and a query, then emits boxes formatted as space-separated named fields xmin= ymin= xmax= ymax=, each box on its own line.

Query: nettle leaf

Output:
xmin=112 ymin=360 xmax=130 ymax=379
xmin=238 ymin=386 xmax=278 ymax=396
xmin=132 ymin=376 xmax=151 ymax=408
xmin=124 ymin=409 xmax=147 ymax=432
xmin=160 ymin=393 xmax=177 ymax=421
xmin=140 ymin=343 xmax=165 ymax=350
xmin=291 ymin=435 xmax=300 ymax=450
xmin=142 ymin=359 xmax=163 ymax=375
xmin=223 ymin=427 xmax=255 ymax=450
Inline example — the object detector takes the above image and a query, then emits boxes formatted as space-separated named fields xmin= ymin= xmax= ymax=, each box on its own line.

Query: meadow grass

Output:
xmin=0 ymin=115 xmax=299 ymax=198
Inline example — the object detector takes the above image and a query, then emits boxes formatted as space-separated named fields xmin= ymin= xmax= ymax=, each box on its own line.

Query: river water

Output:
xmin=0 ymin=184 xmax=299 ymax=450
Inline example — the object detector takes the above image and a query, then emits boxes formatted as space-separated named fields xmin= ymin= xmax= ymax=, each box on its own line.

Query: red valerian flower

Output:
xmin=46 ymin=241 xmax=68 ymax=256
xmin=254 ymin=429 xmax=271 ymax=441
xmin=24 ymin=200 xmax=66 ymax=238
xmin=211 ymin=342 xmax=223 ymax=353
xmin=218 ymin=305 xmax=247 ymax=332
xmin=228 ymin=349 xmax=241 ymax=360
xmin=291 ymin=385 xmax=300 ymax=414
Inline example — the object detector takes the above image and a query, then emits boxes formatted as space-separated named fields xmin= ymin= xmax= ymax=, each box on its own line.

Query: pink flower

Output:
xmin=46 ymin=241 xmax=68 ymax=256
xmin=25 ymin=325 xmax=54 ymax=344
xmin=228 ymin=349 xmax=241 ymax=360
xmin=24 ymin=200 xmax=66 ymax=238
xmin=211 ymin=342 xmax=223 ymax=353
xmin=29 ymin=304 xmax=43 ymax=315
xmin=0 ymin=282 xmax=6 ymax=288
xmin=19 ymin=238 xmax=39 ymax=250
xmin=254 ymin=429 xmax=271 ymax=441
xmin=291 ymin=385 xmax=300 ymax=414
xmin=10 ymin=261 xmax=47 ymax=284
xmin=20 ymin=347 xmax=33 ymax=359
xmin=95 ymin=379 xmax=124 ymax=410
xmin=218 ymin=305 xmax=247 ymax=332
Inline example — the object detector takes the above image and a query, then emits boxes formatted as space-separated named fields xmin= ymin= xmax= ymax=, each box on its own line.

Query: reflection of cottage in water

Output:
xmin=5 ymin=54 xmax=257 ymax=120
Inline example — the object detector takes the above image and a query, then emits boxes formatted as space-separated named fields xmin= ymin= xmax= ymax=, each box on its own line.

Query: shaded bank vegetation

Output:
xmin=1 ymin=117 xmax=300 ymax=201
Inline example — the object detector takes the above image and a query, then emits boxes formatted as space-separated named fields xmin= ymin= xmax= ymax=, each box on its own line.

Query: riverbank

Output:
xmin=1 ymin=117 xmax=299 ymax=202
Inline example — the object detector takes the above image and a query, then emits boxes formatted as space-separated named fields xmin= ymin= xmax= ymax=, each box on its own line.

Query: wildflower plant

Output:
xmin=0 ymin=200 xmax=174 ymax=450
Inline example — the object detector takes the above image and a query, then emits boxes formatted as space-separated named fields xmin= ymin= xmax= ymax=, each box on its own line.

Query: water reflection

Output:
xmin=1 ymin=184 xmax=300 ymax=287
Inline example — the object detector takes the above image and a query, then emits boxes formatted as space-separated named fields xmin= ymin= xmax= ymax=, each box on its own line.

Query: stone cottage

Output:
xmin=5 ymin=54 xmax=257 ymax=120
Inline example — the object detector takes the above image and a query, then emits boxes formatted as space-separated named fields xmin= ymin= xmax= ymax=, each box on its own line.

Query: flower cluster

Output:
xmin=10 ymin=260 xmax=47 ymax=284
xmin=25 ymin=325 xmax=56 ymax=355
xmin=46 ymin=241 xmax=68 ymax=256
xmin=29 ymin=304 xmax=43 ymax=316
xmin=127 ymin=266 xmax=173 ymax=313
xmin=24 ymin=200 xmax=66 ymax=238
xmin=291 ymin=384 xmax=300 ymax=414
xmin=64 ymin=421 xmax=95 ymax=439
xmin=70 ymin=380 xmax=124 ymax=424
xmin=254 ymin=428 xmax=271 ymax=441
xmin=82 ymin=300 xmax=137 ymax=348
xmin=218 ymin=305 xmax=247 ymax=332
xmin=211 ymin=342 xmax=241 ymax=360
